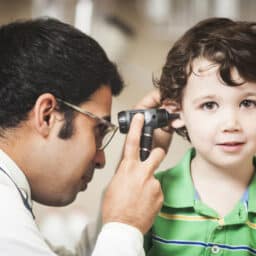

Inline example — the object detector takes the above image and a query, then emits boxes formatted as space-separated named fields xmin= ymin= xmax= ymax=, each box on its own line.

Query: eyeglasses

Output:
xmin=56 ymin=98 xmax=118 ymax=150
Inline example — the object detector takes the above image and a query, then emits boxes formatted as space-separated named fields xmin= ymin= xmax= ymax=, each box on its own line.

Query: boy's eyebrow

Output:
xmin=243 ymin=92 xmax=256 ymax=97
xmin=192 ymin=92 xmax=256 ymax=105
xmin=192 ymin=95 xmax=217 ymax=104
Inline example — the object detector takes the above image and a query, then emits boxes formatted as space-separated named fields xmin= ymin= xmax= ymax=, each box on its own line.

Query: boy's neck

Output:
xmin=190 ymin=154 xmax=254 ymax=217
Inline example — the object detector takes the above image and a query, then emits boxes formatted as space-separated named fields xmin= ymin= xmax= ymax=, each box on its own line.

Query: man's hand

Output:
xmin=134 ymin=89 xmax=178 ymax=153
xmin=102 ymin=114 xmax=165 ymax=234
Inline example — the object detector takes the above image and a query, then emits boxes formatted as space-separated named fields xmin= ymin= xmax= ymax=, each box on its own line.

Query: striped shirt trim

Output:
xmin=246 ymin=220 xmax=256 ymax=229
xmin=159 ymin=212 xmax=256 ymax=229
xmin=159 ymin=212 xmax=218 ymax=222
xmin=152 ymin=235 xmax=256 ymax=254
xmin=158 ymin=212 xmax=256 ymax=229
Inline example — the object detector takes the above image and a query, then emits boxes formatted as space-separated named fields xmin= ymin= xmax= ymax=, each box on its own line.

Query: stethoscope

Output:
xmin=0 ymin=167 xmax=35 ymax=219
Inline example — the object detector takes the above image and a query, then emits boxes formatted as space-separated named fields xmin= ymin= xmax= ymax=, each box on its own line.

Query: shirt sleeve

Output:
xmin=49 ymin=216 xmax=99 ymax=256
xmin=49 ymin=221 xmax=144 ymax=256
xmin=92 ymin=222 xmax=145 ymax=256
xmin=0 ymin=178 xmax=144 ymax=256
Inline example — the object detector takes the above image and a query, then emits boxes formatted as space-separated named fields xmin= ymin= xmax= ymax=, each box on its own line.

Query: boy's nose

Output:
xmin=221 ymin=110 xmax=241 ymax=132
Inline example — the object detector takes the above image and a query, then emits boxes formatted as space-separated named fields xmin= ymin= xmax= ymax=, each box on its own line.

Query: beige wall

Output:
xmin=0 ymin=1 xmax=32 ymax=24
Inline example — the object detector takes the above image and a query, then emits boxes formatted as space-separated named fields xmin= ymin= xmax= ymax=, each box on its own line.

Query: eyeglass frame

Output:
xmin=56 ymin=98 xmax=118 ymax=150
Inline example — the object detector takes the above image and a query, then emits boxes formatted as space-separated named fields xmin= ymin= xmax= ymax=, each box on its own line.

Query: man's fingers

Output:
xmin=123 ymin=113 xmax=144 ymax=159
xmin=135 ymin=89 xmax=161 ymax=109
xmin=145 ymin=147 xmax=166 ymax=174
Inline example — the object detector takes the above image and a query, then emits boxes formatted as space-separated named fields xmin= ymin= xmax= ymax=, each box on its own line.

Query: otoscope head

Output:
xmin=117 ymin=108 xmax=179 ymax=161
xmin=117 ymin=108 xmax=179 ymax=134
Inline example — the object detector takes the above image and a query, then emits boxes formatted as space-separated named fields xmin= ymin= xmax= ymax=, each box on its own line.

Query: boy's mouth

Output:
xmin=216 ymin=141 xmax=245 ymax=152
xmin=218 ymin=142 xmax=244 ymax=146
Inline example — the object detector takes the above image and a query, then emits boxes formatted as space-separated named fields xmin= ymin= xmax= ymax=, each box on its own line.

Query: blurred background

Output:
xmin=1 ymin=0 xmax=255 ymax=252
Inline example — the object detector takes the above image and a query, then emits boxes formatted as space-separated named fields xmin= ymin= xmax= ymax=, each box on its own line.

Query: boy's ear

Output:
xmin=33 ymin=93 xmax=58 ymax=137
xmin=162 ymin=99 xmax=185 ymax=129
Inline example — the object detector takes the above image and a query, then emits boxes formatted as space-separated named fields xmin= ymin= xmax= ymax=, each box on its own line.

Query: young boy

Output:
xmin=144 ymin=17 xmax=256 ymax=255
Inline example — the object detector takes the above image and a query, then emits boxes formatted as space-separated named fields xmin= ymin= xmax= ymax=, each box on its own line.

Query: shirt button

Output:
xmin=211 ymin=245 xmax=220 ymax=254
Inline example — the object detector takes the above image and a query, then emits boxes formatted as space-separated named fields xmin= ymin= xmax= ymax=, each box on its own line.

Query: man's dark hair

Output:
xmin=156 ymin=17 xmax=256 ymax=140
xmin=0 ymin=17 xmax=124 ymax=137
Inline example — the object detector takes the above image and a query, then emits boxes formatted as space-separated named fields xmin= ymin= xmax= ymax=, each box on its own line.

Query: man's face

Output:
xmin=179 ymin=58 xmax=256 ymax=169
xmin=32 ymin=86 xmax=113 ymax=206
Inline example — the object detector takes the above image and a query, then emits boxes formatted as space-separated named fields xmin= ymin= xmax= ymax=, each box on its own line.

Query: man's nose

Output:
xmin=94 ymin=149 xmax=106 ymax=169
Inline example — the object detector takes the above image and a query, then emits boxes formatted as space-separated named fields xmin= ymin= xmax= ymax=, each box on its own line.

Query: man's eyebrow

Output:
xmin=102 ymin=115 xmax=111 ymax=122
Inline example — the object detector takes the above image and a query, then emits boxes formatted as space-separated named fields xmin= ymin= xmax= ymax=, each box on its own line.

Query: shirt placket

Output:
xmin=194 ymin=200 xmax=248 ymax=256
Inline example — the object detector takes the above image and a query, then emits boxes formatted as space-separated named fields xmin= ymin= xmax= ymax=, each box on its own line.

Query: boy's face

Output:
xmin=179 ymin=58 xmax=256 ymax=168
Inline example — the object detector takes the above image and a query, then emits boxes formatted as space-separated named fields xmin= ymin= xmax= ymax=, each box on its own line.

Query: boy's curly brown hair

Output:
xmin=155 ymin=17 xmax=256 ymax=140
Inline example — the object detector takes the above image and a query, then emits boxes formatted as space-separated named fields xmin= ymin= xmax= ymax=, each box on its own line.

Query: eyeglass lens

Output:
xmin=96 ymin=124 xmax=117 ymax=150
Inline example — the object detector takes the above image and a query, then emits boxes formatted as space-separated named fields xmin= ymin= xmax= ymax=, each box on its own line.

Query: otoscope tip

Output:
xmin=167 ymin=112 xmax=180 ymax=121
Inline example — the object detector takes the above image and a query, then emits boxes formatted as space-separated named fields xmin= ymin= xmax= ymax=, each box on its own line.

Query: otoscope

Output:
xmin=118 ymin=109 xmax=179 ymax=161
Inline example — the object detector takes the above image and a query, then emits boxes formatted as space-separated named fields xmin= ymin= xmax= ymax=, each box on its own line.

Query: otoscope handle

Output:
xmin=140 ymin=126 xmax=153 ymax=161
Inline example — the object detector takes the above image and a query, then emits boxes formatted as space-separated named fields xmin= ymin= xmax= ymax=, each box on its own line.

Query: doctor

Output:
xmin=0 ymin=17 xmax=172 ymax=255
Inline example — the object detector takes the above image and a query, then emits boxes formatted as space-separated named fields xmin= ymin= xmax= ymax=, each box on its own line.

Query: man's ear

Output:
xmin=162 ymin=99 xmax=185 ymax=129
xmin=33 ymin=93 xmax=59 ymax=137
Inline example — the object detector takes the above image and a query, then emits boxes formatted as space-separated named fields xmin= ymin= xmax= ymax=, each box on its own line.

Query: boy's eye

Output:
xmin=240 ymin=99 xmax=256 ymax=108
xmin=200 ymin=101 xmax=218 ymax=111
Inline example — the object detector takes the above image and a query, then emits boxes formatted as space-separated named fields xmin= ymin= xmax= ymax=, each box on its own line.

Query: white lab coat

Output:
xmin=0 ymin=149 xmax=144 ymax=256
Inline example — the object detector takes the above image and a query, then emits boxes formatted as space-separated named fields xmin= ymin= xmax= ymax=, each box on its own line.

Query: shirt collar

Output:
xmin=0 ymin=149 xmax=32 ymax=207
xmin=157 ymin=148 xmax=256 ymax=212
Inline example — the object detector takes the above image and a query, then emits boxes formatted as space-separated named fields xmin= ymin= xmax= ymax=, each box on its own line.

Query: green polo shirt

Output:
xmin=144 ymin=148 xmax=256 ymax=255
